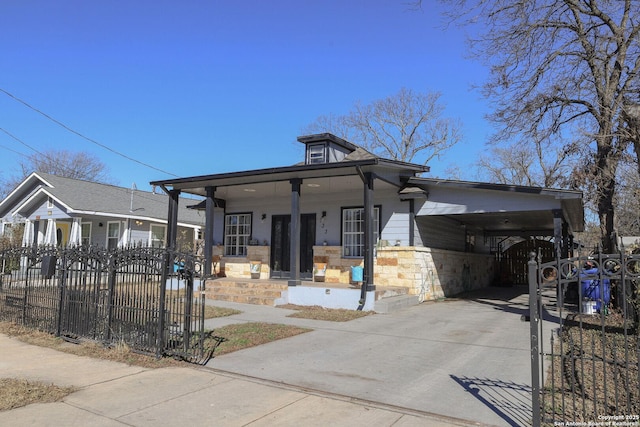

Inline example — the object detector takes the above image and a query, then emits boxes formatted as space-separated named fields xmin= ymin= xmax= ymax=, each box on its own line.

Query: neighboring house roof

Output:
xmin=0 ymin=172 xmax=204 ymax=228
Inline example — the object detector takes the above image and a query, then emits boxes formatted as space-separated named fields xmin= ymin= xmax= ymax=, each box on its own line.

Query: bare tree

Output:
xmin=304 ymin=87 xmax=462 ymax=164
xmin=438 ymin=0 xmax=639 ymax=252
xmin=1 ymin=149 xmax=114 ymax=197
xmin=477 ymin=140 xmax=579 ymax=188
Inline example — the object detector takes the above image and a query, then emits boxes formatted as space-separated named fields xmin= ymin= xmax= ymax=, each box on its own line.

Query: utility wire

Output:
xmin=0 ymin=128 xmax=174 ymax=203
xmin=0 ymin=87 xmax=180 ymax=178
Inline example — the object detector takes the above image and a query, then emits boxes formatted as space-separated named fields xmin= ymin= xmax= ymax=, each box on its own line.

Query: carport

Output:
xmin=404 ymin=178 xmax=584 ymax=284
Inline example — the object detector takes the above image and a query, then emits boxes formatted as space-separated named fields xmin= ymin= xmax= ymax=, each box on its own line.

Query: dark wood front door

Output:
xmin=270 ymin=214 xmax=316 ymax=278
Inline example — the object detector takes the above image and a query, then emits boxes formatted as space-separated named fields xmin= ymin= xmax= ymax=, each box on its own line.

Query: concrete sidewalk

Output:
xmin=0 ymin=334 xmax=479 ymax=427
xmin=0 ymin=285 xmax=543 ymax=426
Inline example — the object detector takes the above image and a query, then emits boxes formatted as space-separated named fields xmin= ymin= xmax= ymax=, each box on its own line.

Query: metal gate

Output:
xmin=528 ymin=252 xmax=639 ymax=426
xmin=0 ymin=245 xmax=217 ymax=364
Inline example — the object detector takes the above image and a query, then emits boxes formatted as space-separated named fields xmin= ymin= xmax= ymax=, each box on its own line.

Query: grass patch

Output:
xmin=213 ymin=322 xmax=311 ymax=356
xmin=0 ymin=378 xmax=75 ymax=412
xmin=202 ymin=304 xmax=241 ymax=319
xmin=0 ymin=322 xmax=184 ymax=368
xmin=279 ymin=304 xmax=374 ymax=321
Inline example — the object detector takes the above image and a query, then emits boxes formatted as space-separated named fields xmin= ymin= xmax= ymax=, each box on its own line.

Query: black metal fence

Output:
xmin=0 ymin=245 xmax=217 ymax=364
xmin=529 ymin=252 xmax=640 ymax=426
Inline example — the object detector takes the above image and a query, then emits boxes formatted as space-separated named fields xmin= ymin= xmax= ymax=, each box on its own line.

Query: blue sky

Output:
xmin=0 ymin=0 xmax=491 ymax=192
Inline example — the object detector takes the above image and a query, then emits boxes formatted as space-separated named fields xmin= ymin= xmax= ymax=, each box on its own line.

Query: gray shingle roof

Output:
xmin=36 ymin=173 xmax=204 ymax=226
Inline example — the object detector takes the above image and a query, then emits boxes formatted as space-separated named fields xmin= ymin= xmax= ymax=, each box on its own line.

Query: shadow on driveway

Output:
xmin=451 ymin=375 xmax=533 ymax=427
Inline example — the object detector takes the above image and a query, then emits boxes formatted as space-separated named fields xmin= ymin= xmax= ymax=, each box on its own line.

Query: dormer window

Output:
xmin=306 ymin=143 xmax=327 ymax=164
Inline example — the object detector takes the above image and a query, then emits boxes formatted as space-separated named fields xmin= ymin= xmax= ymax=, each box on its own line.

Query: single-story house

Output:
xmin=150 ymin=133 xmax=584 ymax=309
xmin=0 ymin=172 xmax=204 ymax=250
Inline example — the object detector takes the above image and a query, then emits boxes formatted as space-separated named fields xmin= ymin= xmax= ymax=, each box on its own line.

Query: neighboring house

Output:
xmin=150 ymin=133 xmax=584 ymax=309
xmin=0 ymin=172 xmax=204 ymax=250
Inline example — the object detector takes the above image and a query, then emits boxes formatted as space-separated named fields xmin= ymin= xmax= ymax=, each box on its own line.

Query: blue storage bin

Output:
xmin=351 ymin=266 xmax=363 ymax=282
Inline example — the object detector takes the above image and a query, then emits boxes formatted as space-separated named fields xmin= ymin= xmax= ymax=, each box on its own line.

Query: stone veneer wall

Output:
xmin=214 ymin=246 xmax=270 ymax=279
xmin=213 ymin=245 xmax=495 ymax=298
xmin=374 ymin=247 xmax=495 ymax=300
xmin=312 ymin=246 xmax=364 ymax=284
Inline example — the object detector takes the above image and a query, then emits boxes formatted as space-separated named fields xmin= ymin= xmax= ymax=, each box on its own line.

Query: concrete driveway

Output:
xmin=205 ymin=285 xmax=542 ymax=426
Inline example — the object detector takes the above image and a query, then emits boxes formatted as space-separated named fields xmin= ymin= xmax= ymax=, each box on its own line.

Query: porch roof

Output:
xmin=150 ymin=158 xmax=429 ymax=197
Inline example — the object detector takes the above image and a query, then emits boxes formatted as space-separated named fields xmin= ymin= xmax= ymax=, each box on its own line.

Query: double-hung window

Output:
xmin=106 ymin=222 xmax=120 ymax=250
xmin=81 ymin=223 xmax=91 ymax=246
xmin=150 ymin=224 xmax=167 ymax=248
xmin=224 ymin=213 xmax=251 ymax=256
xmin=342 ymin=207 xmax=380 ymax=257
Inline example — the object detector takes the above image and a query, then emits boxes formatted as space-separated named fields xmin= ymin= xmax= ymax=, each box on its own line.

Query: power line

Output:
xmin=0 ymin=127 xmax=99 ymax=178
xmin=0 ymin=87 xmax=180 ymax=178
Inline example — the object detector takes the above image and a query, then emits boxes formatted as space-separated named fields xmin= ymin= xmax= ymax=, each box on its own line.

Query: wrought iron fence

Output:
xmin=529 ymin=252 xmax=640 ymax=426
xmin=0 ymin=244 xmax=218 ymax=364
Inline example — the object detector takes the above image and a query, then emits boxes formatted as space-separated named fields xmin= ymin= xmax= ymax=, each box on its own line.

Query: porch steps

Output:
xmin=204 ymin=279 xmax=288 ymax=306
xmin=203 ymin=278 xmax=419 ymax=312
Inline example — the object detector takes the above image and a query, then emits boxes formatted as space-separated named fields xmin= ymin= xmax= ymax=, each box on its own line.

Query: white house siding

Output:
xmin=28 ymin=200 xmax=70 ymax=221
xmin=415 ymin=185 xmax=561 ymax=216
xmin=221 ymin=187 xmax=410 ymax=249
xmin=416 ymin=216 xmax=466 ymax=252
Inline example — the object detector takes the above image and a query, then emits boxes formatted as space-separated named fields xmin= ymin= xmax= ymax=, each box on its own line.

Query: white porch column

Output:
xmin=69 ymin=217 xmax=82 ymax=246
xmin=21 ymin=219 xmax=34 ymax=246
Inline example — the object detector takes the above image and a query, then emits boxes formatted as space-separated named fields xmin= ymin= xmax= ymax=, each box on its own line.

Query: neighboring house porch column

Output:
xmin=166 ymin=189 xmax=180 ymax=249
xmin=203 ymin=186 xmax=216 ymax=276
xmin=288 ymin=178 xmax=301 ymax=287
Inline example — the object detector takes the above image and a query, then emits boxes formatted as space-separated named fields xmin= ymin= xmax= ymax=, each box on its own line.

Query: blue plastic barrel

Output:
xmin=580 ymin=267 xmax=610 ymax=313
xmin=351 ymin=266 xmax=363 ymax=282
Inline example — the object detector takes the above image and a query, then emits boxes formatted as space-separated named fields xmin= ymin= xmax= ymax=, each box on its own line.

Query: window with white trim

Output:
xmin=342 ymin=207 xmax=380 ymax=257
xmin=106 ymin=222 xmax=120 ymax=250
xmin=150 ymin=224 xmax=167 ymax=248
xmin=306 ymin=143 xmax=326 ymax=164
xmin=224 ymin=213 xmax=251 ymax=256
xmin=81 ymin=223 xmax=91 ymax=246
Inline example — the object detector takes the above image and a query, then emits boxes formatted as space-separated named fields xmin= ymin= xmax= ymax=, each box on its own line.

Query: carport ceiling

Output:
xmin=439 ymin=211 xmax=559 ymax=237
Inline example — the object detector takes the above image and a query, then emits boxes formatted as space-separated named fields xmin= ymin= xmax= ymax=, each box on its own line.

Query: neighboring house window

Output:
xmin=47 ymin=197 xmax=54 ymax=209
xmin=306 ymin=143 xmax=326 ymax=164
xmin=150 ymin=224 xmax=166 ymax=248
xmin=81 ymin=223 xmax=91 ymax=246
xmin=106 ymin=222 xmax=120 ymax=250
xmin=342 ymin=207 xmax=380 ymax=257
xmin=224 ymin=213 xmax=251 ymax=256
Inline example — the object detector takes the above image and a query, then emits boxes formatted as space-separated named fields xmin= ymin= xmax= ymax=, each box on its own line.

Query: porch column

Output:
xmin=166 ymin=189 xmax=180 ymax=250
xmin=289 ymin=178 xmax=302 ymax=287
xmin=203 ymin=186 xmax=216 ymax=276
xmin=552 ymin=209 xmax=563 ymax=259
xmin=363 ymin=172 xmax=375 ymax=291
xmin=409 ymin=199 xmax=415 ymax=247
xmin=562 ymin=220 xmax=569 ymax=258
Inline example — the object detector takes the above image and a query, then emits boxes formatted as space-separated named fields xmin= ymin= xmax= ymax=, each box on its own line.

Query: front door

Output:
xmin=270 ymin=214 xmax=316 ymax=278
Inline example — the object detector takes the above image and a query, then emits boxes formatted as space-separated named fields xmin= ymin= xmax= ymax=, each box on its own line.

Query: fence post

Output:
xmin=528 ymin=252 xmax=541 ymax=427
xmin=55 ymin=249 xmax=66 ymax=337
xmin=156 ymin=250 xmax=169 ymax=358
xmin=104 ymin=252 xmax=116 ymax=343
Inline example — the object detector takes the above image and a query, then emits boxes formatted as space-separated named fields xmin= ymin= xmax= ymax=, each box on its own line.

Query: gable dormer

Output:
xmin=298 ymin=133 xmax=359 ymax=165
